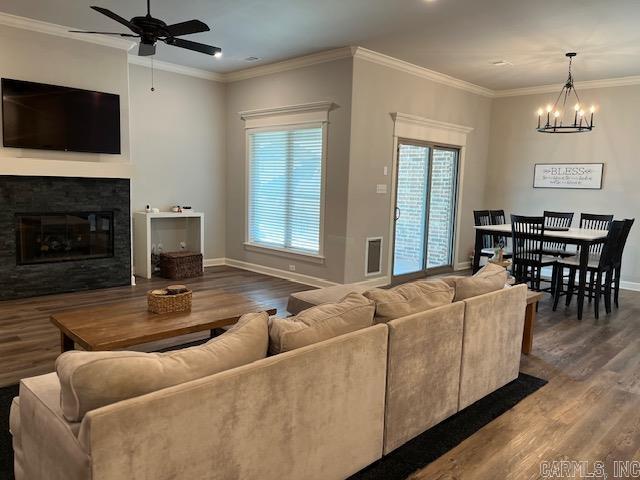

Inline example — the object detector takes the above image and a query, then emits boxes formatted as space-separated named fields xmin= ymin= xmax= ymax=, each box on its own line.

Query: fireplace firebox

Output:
xmin=15 ymin=212 xmax=115 ymax=265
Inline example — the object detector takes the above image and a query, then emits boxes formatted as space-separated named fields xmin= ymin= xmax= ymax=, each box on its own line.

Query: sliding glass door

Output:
xmin=392 ymin=141 xmax=459 ymax=280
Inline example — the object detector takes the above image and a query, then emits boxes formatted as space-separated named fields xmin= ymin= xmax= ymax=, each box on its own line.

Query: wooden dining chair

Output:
xmin=578 ymin=214 xmax=613 ymax=302
xmin=474 ymin=210 xmax=495 ymax=258
xmin=553 ymin=220 xmax=626 ymax=319
xmin=542 ymin=211 xmax=574 ymax=257
xmin=511 ymin=215 xmax=557 ymax=291
xmin=580 ymin=213 xmax=613 ymax=254
xmin=489 ymin=209 xmax=512 ymax=257
xmin=612 ymin=218 xmax=634 ymax=308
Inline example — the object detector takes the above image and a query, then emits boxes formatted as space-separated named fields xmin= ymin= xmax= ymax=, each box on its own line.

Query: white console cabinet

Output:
xmin=133 ymin=212 xmax=204 ymax=279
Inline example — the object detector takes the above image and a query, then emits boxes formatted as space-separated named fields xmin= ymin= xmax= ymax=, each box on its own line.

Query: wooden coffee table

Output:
xmin=51 ymin=289 xmax=277 ymax=352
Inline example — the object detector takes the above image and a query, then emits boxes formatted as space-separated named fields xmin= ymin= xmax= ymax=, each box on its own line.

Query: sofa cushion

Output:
xmin=269 ymin=292 xmax=375 ymax=354
xmin=56 ymin=311 xmax=269 ymax=422
xmin=287 ymin=283 xmax=370 ymax=315
xmin=449 ymin=263 xmax=508 ymax=301
xmin=363 ymin=280 xmax=454 ymax=324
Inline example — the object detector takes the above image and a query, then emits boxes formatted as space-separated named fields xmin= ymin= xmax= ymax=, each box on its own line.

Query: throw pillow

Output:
xmin=268 ymin=292 xmax=375 ymax=354
xmin=452 ymin=263 xmax=508 ymax=301
xmin=363 ymin=279 xmax=454 ymax=324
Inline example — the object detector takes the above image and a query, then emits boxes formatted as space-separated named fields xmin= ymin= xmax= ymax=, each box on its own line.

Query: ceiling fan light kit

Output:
xmin=71 ymin=0 xmax=222 ymax=58
xmin=536 ymin=53 xmax=596 ymax=134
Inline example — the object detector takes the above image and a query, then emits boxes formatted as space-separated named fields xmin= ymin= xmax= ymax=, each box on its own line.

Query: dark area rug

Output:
xmin=349 ymin=373 xmax=547 ymax=480
xmin=0 ymin=373 xmax=545 ymax=480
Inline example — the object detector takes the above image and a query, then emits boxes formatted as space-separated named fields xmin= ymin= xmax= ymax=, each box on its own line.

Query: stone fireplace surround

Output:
xmin=0 ymin=175 xmax=131 ymax=300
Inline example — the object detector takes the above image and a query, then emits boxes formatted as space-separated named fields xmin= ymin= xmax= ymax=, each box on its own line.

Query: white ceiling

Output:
xmin=1 ymin=0 xmax=640 ymax=90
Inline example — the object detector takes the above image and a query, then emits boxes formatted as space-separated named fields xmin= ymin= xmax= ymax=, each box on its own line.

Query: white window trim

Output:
xmin=387 ymin=113 xmax=474 ymax=281
xmin=241 ymin=101 xmax=334 ymax=129
xmin=241 ymin=102 xmax=332 ymax=262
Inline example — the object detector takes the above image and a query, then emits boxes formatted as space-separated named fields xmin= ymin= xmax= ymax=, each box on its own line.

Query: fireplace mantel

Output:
xmin=0 ymin=157 xmax=133 ymax=179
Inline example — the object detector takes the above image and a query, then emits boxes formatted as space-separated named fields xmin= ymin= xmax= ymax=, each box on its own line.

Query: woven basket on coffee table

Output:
xmin=147 ymin=288 xmax=192 ymax=314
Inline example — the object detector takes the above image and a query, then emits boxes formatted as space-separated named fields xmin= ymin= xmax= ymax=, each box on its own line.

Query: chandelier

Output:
xmin=536 ymin=53 xmax=596 ymax=133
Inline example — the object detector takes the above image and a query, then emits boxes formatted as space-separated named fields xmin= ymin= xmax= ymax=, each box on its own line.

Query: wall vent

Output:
xmin=365 ymin=237 xmax=383 ymax=276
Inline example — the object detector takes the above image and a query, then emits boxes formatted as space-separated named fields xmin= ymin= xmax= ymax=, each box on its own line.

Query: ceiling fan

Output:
xmin=70 ymin=0 xmax=221 ymax=58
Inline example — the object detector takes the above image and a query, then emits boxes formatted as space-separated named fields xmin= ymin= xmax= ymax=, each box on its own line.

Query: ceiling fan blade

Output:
xmin=138 ymin=42 xmax=156 ymax=56
xmin=165 ymin=19 xmax=210 ymax=37
xmin=91 ymin=6 xmax=141 ymax=34
xmin=165 ymin=37 xmax=219 ymax=56
xmin=69 ymin=30 xmax=139 ymax=37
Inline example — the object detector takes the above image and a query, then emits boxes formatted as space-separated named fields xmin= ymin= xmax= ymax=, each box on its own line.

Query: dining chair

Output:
xmin=489 ymin=209 xmax=512 ymax=257
xmin=511 ymin=215 xmax=557 ymax=291
xmin=474 ymin=210 xmax=495 ymax=259
xmin=553 ymin=220 xmax=626 ymax=319
xmin=612 ymin=218 xmax=634 ymax=308
xmin=542 ymin=211 xmax=574 ymax=257
xmin=580 ymin=213 xmax=613 ymax=254
xmin=578 ymin=214 xmax=613 ymax=302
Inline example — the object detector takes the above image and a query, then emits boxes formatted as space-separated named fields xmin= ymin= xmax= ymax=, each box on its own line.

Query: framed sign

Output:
xmin=533 ymin=163 xmax=604 ymax=189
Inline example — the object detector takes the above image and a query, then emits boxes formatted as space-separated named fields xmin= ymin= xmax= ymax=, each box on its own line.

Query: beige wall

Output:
xmin=486 ymin=85 xmax=640 ymax=284
xmin=225 ymin=58 xmax=353 ymax=283
xmin=344 ymin=58 xmax=493 ymax=283
xmin=0 ymin=24 xmax=130 ymax=163
xmin=129 ymin=64 xmax=227 ymax=260
xmin=0 ymin=23 xmax=227 ymax=262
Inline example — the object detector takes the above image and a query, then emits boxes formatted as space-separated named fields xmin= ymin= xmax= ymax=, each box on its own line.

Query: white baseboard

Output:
xmin=454 ymin=261 xmax=471 ymax=271
xmin=203 ymin=257 xmax=225 ymax=267
xmin=620 ymin=281 xmax=640 ymax=292
xmin=223 ymin=258 xmax=338 ymax=288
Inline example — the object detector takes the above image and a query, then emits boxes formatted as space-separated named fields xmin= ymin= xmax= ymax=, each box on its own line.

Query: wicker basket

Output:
xmin=159 ymin=251 xmax=203 ymax=280
xmin=147 ymin=289 xmax=192 ymax=314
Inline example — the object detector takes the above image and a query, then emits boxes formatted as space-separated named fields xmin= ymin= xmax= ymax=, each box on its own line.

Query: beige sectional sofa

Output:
xmin=10 ymin=280 xmax=527 ymax=480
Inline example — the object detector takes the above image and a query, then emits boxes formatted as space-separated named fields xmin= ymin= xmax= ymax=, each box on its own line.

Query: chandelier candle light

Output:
xmin=536 ymin=53 xmax=596 ymax=134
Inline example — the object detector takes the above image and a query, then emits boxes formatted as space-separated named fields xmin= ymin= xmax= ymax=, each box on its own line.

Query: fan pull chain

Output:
xmin=150 ymin=58 xmax=155 ymax=92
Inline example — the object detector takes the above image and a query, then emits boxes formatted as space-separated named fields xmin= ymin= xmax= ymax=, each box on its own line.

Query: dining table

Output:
xmin=473 ymin=224 xmax=609 ymax=320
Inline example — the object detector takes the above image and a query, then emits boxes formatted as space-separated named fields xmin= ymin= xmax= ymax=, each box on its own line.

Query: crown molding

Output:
xmin=353 ymin=47 xmax=495 ymax=98
xmin=223 ymin=47 xmax=356 ymax=83
xmin=0 ymin=12 xmax=135 ymax=51
xmin=494 ymin=75 xmax=640 ymax=98
xmin=5 ymin=11 xmax=639 ymax=97
xmin=128 ymin=55 xmax=225 ymax=82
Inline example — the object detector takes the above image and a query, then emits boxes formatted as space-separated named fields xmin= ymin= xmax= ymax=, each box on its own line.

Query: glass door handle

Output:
xmin=394 ymin=207 xmax=401 ymax=221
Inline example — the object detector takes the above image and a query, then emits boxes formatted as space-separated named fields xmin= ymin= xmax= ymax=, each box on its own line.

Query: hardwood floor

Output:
xmin=1 ymin=266 xmax=639 ymax=478
xmin=0 ymin=266 xmax=309 ymax=387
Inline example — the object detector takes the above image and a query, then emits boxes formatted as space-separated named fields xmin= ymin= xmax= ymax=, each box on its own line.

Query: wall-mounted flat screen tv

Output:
xmin=1 ymin=78 xmax=121 ymax=154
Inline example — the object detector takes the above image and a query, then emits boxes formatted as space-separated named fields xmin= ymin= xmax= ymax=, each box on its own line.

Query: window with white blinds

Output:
xmin=248 ymin=125 xmax=324 ymax=255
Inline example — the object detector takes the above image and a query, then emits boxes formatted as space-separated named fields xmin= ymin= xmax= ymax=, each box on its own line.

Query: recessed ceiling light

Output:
xmin=491 ymin=60 xmax=512 ymax=66
xmin=245 ymin=56 xmax=261 ymax=62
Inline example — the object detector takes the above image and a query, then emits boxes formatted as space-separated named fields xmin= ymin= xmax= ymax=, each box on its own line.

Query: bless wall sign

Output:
xmin=533 ymin=163 xmax=604 ymax=189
